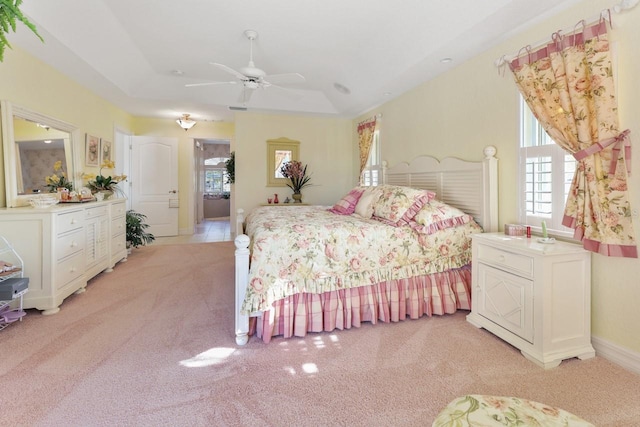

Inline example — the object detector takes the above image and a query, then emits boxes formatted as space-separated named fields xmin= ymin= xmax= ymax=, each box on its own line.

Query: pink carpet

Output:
xmin=1 ymin=242 xmax=639 ymax=426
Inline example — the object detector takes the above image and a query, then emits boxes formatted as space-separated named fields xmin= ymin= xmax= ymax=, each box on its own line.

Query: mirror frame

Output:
xmin=266 ymin=137 xmax=300 ymax=187
xmin=1 ymin=100 xmax=80 ymax=207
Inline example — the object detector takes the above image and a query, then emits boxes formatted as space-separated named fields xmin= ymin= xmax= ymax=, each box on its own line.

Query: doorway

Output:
xmin=194 ymin=138 xmax=231 ymax=235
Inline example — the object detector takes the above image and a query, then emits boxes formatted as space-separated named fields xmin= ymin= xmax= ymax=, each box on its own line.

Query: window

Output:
xmin=360 ymin=130 xmax=381 ymax=186
xmin=519 ymin=98 xmax=575 ymax=237
xmin=204 ymin=157 xmax=230 ymax=193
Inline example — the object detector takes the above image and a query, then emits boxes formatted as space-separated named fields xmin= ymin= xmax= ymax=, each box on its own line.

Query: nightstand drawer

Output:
xmin=477 ymin=244 xmax=533 ymax=278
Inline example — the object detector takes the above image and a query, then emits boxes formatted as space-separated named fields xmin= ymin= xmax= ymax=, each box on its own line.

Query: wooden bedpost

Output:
xmin=235 ymin=208 xmax=245 ymax=237
xmin=235 ymin=233 xmax=250 ymax=345
xmin=482 ymin=145 xmax=498 ymax=232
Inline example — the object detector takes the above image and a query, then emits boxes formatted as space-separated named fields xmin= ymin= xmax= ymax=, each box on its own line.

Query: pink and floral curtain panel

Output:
xmin=509 ymin=20 xmax=636 ymax=258
xmin=357 ymin=116 xmax=377 ymax=180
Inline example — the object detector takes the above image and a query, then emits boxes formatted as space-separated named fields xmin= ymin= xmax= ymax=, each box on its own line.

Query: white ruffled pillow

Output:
xmin=354 ymin=187 xmax=381 ymax=219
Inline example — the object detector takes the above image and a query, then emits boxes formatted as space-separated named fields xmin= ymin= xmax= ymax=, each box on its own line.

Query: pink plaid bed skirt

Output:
xmin=254 ymin=265 xmax=472 ymax=343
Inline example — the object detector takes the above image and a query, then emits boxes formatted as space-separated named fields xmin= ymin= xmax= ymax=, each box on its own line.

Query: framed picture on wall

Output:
xmin=85 ymin=134 xmax=100 ymax=166
xmin=266 ymin=137 xmax=300 ymax=186
xmin=100 ymin=139 xmax=113 ymax=165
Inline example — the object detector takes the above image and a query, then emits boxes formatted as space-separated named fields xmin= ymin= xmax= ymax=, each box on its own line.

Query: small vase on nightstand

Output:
xmin=292 ymin=192 xmax=302 ymax=203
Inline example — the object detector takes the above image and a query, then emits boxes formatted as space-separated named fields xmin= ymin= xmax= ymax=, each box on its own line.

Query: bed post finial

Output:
xmin=483 ymin=145 xmax=497 ymax=159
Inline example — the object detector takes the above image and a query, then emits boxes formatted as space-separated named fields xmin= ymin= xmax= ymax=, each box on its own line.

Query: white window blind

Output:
xmin=361 ymin=130 xmax=380 ymax=186
xmin=519 ymin=98 xmax=575 ymax=237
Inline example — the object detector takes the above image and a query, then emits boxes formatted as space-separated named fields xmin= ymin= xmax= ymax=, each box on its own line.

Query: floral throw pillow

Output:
xmin=328 ymin=188 xmax=364 ymax=215
xmin=409 ymin=199 xmax=475 ymax=234
xmin=372 ymin=185 xmax=435 ymax=226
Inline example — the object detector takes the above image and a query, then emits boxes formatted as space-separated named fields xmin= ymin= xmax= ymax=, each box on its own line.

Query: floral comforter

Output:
xmin=242 ymin=205 xmax=481 ymax=314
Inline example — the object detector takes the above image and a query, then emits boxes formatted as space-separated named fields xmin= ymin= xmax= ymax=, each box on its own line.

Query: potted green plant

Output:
xmin=0 ymin=0 xmax=44 ymax=61
xmin=225 ymin=151 xmax=235 ymax=184
xmin=126 ymin=210 xmax=155 ymax=250
xmin=83 ymin=160 xmax=127 ymax=199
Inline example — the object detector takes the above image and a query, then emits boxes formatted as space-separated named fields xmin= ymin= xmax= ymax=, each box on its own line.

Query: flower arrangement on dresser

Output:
xmin=82 ymin=160 xmax=127 ymax=198
xmin=44 ymin=160 xmax=73 ymax=192
xmin=280 ymin=160 xmax=311 ymax=203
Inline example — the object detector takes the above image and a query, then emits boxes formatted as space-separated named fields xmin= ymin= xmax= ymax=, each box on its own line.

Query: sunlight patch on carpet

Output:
xmin=180 ymin=347 xmax=235 ymax=367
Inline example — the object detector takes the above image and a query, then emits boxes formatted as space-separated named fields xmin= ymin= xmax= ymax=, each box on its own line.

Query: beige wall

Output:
xmin=355 ymin=0 xmax=640 ymax=354
xmin=0 ymin=46 xmax=236 ymax=234
xmin=132 ymin=118 xmax=235 ymax=233
xmin=0 ymin=48 xmax=134 ymax=207
xmin=234 ymin=112 xmax=354 ymax=219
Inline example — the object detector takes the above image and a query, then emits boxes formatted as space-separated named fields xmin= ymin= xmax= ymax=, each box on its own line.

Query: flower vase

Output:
xmin=292 ymin=192 xmax=302 ymax=203
xmin=94 ymin=190 xmax=113 ymax=200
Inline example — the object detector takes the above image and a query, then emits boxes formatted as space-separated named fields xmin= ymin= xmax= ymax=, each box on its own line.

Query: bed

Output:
xmin=234 ymin=146 xmax=498 ymax=345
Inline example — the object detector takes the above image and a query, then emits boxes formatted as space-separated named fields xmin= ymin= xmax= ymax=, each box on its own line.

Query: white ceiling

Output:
xmin=11 ymin=0 xmax=583 ymax=123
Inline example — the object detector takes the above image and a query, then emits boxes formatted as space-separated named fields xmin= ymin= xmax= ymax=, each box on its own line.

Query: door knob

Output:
xmin=169 ymin=190 xmax=177 ymax=194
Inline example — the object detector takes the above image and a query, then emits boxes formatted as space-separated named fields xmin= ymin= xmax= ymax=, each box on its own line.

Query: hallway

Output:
xmin=152 ymin=218 xmax=232 ymax=245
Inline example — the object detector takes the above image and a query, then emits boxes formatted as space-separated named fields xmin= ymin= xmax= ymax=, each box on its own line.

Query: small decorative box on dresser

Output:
xmin=466 ymin=232 xmax=595 ymax=369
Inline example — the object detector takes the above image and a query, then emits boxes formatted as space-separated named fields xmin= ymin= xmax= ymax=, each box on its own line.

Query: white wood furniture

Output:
xmin=466 ymin=233 xmax=595 ymax=368
xmin=234 ymin=146 xmax=499 ymax=345
xmin=0 ymin=199 xmax=128 ymax=315
xmin=109 ymin=200 xmax=128 ymax=268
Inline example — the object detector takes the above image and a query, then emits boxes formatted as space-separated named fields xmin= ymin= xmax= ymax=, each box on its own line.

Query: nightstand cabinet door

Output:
xmin=476 ymin=263 xmax=534 ymax=343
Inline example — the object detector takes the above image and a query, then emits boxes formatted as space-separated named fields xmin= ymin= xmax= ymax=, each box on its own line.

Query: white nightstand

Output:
xmin=466 ymin=232 xmax=595 ymax=369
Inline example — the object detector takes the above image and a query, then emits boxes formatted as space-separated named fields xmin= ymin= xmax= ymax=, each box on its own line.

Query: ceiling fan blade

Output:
xmin=185 ymin=81 xmax=237 ymax=88
xmin=210 ymin=62 xmax=248 ymax=81
xmin=263 ymin=72 xmax=305 ymax=85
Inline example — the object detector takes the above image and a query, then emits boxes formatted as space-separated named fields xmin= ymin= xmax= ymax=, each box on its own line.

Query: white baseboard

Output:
xmin=592 ymin=335 xmax=640 ymax=375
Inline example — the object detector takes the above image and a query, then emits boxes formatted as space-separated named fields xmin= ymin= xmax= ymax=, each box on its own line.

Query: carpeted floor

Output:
xmin=1 ymin=242 xmax=640 ymax=426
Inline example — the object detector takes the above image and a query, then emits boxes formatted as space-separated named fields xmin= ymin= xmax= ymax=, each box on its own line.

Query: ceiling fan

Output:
xmin=186 ymin=30 xmax=305 ymax=104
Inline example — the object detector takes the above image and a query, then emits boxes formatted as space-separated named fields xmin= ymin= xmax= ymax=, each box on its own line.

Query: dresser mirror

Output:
xmin=1 ymin=101 xmax=79 ymax=207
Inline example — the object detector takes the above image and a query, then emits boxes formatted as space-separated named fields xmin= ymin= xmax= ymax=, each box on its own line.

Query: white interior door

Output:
xmin=131 ymin=136 xmax=179 ymax=236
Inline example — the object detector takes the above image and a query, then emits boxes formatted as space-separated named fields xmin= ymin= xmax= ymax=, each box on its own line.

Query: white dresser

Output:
xmin=0 ymin=199 xmax=128 ymax=314
xmin=466 ymin=232 xmax=595 ymax=369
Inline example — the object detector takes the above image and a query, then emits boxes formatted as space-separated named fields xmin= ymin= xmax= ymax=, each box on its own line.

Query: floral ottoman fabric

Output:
xmin=432 ymin=395 xmax=593 ymax=427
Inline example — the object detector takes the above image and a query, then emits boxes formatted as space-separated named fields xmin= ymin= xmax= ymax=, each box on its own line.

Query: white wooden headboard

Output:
xmin=383 ymin=146 xmax=498 ymax=232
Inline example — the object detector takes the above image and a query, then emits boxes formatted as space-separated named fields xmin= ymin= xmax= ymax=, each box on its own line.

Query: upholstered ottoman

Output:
xmin=432 ymin=395 xmax=594 ymax=426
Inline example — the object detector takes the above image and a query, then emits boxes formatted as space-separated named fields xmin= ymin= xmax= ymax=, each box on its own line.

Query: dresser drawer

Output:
xmin=111 ymin=217 xmax=125 ymax=237
xmin=86 ymin=205 xmax=108 ymax=218
xmin=56 ymin=210 xmax=84 ymax=235
xmin=56 ymin=228 xmax=85 ymax=260
xmin=111 ymin=233 xmax=126 ymax=255
xmin=476 ymin=244 xmax=533 ymax=278
xmin=55 ymin=251 xmax=85 ymax=290
xmin=110 ymin=201 xmax=126 ymax=218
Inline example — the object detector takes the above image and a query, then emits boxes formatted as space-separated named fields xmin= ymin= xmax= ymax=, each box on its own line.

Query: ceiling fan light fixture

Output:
xmin=176 ymin=114 xmax=197 ymax=131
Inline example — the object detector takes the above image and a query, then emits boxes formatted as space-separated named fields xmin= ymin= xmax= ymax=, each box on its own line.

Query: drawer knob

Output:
xmin=498 ymin=255 xmax=506 ymax=262
xmin=71 ymin=219 xmax=77 ymax=224
xmin=71 ymin=241 xmax=77 ymax=247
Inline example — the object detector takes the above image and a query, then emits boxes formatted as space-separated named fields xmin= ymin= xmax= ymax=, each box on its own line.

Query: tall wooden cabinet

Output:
xmin=0 ymin=199 xmax=128 ymax=315
xmin=466 ymin=233 xmax=595 ymax=369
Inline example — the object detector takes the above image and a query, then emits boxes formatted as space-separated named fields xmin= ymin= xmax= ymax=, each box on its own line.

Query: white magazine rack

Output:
xmin=0 ymin=236 xmax=26 ymax=331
